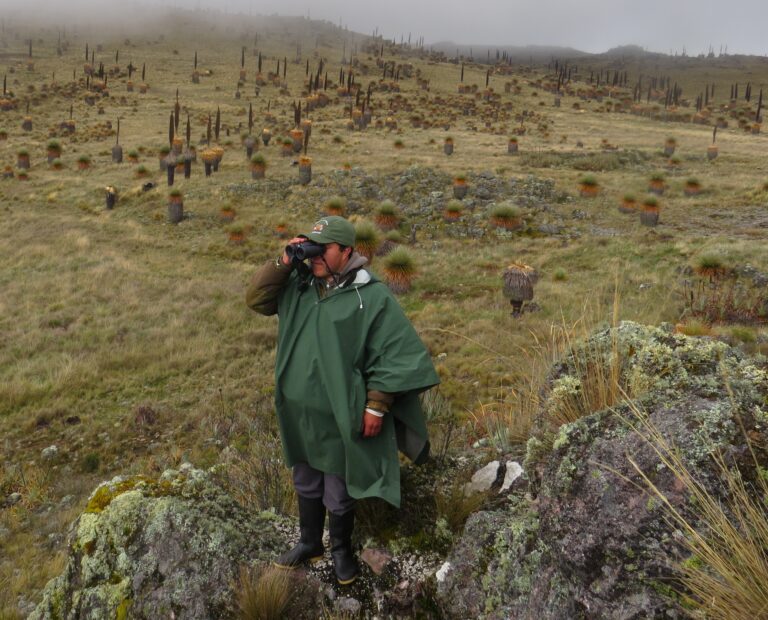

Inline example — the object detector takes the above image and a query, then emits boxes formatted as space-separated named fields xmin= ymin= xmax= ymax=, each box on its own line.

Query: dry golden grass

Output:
xmin=236 ymin=565 xmax=296 ymax=620
xmin=624 ymin=402 xmax=768 ymax=618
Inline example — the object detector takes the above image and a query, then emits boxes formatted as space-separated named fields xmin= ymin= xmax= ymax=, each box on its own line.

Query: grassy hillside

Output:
xmin=1 ymin=8 xmax=767 ymax=615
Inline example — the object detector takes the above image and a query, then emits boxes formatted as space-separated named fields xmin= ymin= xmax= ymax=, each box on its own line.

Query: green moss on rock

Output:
xmin=30 ymin=466 xmax=292 ymax=620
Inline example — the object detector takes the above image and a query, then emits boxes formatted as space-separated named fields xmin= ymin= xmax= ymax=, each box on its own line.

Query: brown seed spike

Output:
xmin=214 ymin=107 xmax=220 ymax=142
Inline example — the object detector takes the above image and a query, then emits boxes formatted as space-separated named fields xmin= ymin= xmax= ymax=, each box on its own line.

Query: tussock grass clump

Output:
xmin=236 ymin=565 xmax=297 ymax=620
xmin=553 ymin=268 xmax=568 ymax=281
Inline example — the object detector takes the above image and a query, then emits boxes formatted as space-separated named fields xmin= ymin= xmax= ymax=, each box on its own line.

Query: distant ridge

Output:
xmin=429 ymin=42 xmax=589 ymax=61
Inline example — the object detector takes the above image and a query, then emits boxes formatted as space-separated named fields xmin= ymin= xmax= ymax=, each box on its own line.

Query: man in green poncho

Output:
xmin=246 ymin=215 xmax=439 ymax=585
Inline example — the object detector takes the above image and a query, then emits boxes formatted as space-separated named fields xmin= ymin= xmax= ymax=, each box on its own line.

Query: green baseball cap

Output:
xmin=306 ymin=216 xmax=356 ymax=247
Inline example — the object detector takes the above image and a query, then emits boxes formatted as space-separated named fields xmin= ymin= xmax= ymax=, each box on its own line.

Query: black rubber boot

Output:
xmin=329 ymin=509 xmax=359 ymax=585
xmin=274 ymin=495 xmax=325 ymax=569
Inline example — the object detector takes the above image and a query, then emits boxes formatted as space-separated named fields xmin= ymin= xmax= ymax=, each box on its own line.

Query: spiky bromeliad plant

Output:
xmin=46 ymin=140 xmax=62 ymax=163
xmin=375 ymin=200 xmax=399 ymax=231
xmin=354 ymin=220 xmax=380 ymax=261
xmin=324 ymin=195 xmax=346 ymax=216
xmin=489 ymin=202 xmax=523 ymax=230
xmin=452 ymin=173 xmax=469 ymax=199
xmin=640 ymin=196 xmax=660 ymax=226
xmin=663 ymin=136 xmax=677 ymax=156
xmin=648 ymin=172 xmax=666 ymax=195
xmin=16 ymin=148 xmax=30 ymax=169
xmin=376 ymin=230 xmax=403 ymax=257
xmin=444 ymin=199 xmax=464 ymax=222
xmin=619 ymin=194 xmax=637 ymax=214
xmin=226 ymin=223 xmax=246 ymax=244
xmin=219 ymin=204 xmax=236 ymax=222
xmin=693 ymin=253 xmax=728 ymax=280
xmin=382 ymin=247 xmax=416 ymax=294
xmin=578 ymin=174 xmax=599 ymax=197
xmin=684 ymin=178 xmax=702 ymax=196
xmin=250 ymin=153 xmax=266 ymax=179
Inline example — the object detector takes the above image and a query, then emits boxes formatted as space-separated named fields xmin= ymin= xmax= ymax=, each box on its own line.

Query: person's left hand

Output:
xmin=362 ymin=410 xmax=383 ymax=438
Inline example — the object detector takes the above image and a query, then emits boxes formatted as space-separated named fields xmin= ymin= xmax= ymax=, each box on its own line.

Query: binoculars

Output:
xmin=285 ymin=241 xmax=325 ymax=262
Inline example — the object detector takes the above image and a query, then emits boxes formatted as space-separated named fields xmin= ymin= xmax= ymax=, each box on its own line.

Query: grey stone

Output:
xmin=41 ymin=445 xmax=58 ymax=460
xmin=499 ymin=461 xmax=524 ymax=493
xmin=7 ymin=492 xmax=22 ymax=506
xmin=463 ymin=460 xmax=500 ymax=495
xmin=335 ymin=597 xmax=362 ymax=615
xmin=361 ymin=547 xmax=393 ymax=575
xmin=537 ymin=224 xmax=562 ymax=236
xmin=475 ymin=187 xmax=492 ymax=200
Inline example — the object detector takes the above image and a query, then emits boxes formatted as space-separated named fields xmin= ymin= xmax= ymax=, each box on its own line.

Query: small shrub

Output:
xmin=81 ymin=452 xmax=100 ymax=473
xmin=729 ymin=325 xmax=756 ymax=343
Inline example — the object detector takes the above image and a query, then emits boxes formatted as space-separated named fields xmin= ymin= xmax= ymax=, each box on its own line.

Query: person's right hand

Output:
xmin=281 ymin=237 xmax=306 ymax=266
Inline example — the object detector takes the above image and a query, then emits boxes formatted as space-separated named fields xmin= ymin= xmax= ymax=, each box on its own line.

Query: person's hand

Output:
xmin=281 ymin=237 xmax=306 ymax=266
xmin=362 ymin=410 xmax=383 ymax=438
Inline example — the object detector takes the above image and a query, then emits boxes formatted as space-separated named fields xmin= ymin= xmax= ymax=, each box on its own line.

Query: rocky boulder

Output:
xmin=30 ymin=465 xmax=290 ymax=620
xmin=436 ymin=321 xmax=768 ymax=618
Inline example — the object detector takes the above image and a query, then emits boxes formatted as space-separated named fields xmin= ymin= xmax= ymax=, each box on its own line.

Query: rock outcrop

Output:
xmin=437 ymin=321 xmax=768 ymax=618
xmin=30 ymin=465 xmax=290 ymax=620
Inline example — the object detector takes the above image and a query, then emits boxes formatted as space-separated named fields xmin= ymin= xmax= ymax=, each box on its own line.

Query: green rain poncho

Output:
xmin=273 ymin=269 xmax=439 ymax=507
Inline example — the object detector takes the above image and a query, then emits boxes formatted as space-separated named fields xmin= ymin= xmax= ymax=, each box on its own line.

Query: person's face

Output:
xmin=311 ymin=242 xmax=351 ymax=280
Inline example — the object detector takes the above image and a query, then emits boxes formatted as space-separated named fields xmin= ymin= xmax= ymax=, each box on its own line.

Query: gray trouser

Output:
xmin=293 ymin=462 xmax=354 ymax=515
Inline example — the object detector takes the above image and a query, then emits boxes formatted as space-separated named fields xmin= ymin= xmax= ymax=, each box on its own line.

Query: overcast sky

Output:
xmin=6 ymin=0 xmax=767 ymax=56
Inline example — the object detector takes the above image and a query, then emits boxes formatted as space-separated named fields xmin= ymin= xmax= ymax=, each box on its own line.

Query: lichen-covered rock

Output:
xmin=437 ymin=321 xmax=768 ymax=619
xmin=30 ymin=467 xmax=290 ymax=620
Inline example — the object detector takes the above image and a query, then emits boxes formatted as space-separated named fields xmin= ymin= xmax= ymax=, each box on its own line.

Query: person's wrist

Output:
xmin=366 ymin=399 xmax=390 ymax=413
xmin=365 ymin=407 xmax=385 ymax=418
